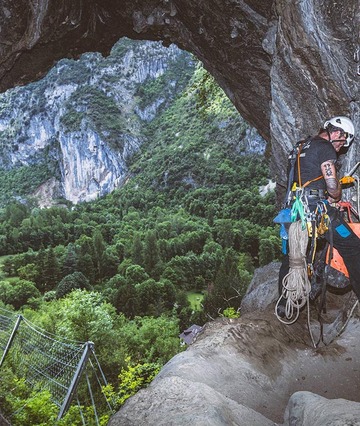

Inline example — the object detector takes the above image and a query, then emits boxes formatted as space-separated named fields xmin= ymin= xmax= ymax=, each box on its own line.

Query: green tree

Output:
xmin=56 ymin=290 xmax=116 ymax=344
xmin=103 ymin=274 xmax=139 ymax=317
xmin=92 ymin=228 xmax=106 ymax=280
xmin=104 ymin=357 xmax=160 ymax=409
xmin=120 ymin=315 xmax=182 ymax=364
xmin=42 ymin=247 xmax=61 ymax=291
xmin=131 ymin=233 xmax=144 ymax=266
xmin=0 ymin=279 xmax=40 ymax=309
xmin=61 ymin=243 xmax=77 ymax=278
xmin=125 ymin=264 xmax=149 ymax=285
xmin=17 ymin=263 xmax=39 ymax=282
xmin=143 ymin=231 xmax=159 ymax=275
xmin=203 ymin=248 xmax=246 ymax=316
xmin=259 ymin=237 xmax=277 ymax=266
xmin=76 ymin=252 xmax=96 ymax=283
xmin=56 ymin=271 xmax=91 ymax=299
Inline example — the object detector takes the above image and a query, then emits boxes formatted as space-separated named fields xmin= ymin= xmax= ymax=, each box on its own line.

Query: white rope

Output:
xmin=336 ymin=300 xmax=359 ymax=338
xmin=275 ymin=221 xmax=311 ymax=325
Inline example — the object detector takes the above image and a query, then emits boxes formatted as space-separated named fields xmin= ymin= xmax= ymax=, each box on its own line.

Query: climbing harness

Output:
xmin=274 ymin=141 xmax=360 ymax=346
xmin=275 ymin=139 xmax=327 ymax=333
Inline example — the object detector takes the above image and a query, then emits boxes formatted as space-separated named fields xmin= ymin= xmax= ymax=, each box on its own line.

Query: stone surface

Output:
xmin=110 ymin=376 xmax=276 ymax=426
xmin=241 ymin=261 xmax=280 ymax=314
xmin=108 ymin=304 xmax=360 ymax=425
xmin=1 ymin=1 xmax=359 ymax=183
xmin=107 ymin=262 xmax=360 ymax=425
xmin=284 ymin=391 xmax=360 ymax=426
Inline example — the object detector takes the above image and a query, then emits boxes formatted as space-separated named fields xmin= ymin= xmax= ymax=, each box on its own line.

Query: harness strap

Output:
xmin=296 ymin=141 xmax=323 ymax=188
xmin=302 ymin=175 xmax=324 ymax=188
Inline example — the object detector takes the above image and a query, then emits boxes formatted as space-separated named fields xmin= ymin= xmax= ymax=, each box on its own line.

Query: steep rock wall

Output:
xmin=1 ymin=0 xmax=359 ymax=185
xmin=0 ymin=40 xmax=190 ymax=204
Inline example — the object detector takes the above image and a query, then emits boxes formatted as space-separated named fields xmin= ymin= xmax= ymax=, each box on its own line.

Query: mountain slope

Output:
xmin=0 ymin=39 xmax=195 ymax=205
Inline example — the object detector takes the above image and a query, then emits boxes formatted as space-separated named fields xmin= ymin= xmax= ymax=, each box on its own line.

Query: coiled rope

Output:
xmin=275 ymin=221 xmax=311 ymax=326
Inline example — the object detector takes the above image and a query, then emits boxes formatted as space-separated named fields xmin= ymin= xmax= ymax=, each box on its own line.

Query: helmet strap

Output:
xmin=327 ymin=129 xmax=345 ymax=144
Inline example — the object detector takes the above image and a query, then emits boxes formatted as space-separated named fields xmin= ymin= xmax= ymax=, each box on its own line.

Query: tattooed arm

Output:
xmin=321 ymin=160 xmax=342 ymax=202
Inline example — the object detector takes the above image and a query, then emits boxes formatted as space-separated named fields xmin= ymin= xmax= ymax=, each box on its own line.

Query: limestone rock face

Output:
xmin=108 ymin=311 xmax=360 ymax=425
xmin=107 ymin=262 xmax=360 ymax=425
xmin=1 ymin=1 xmax=359 ymax=182
xmin=284 ymin=391 xmax=360 ymax=426
xmin=0 ymin=39 xmax=190 ymax=204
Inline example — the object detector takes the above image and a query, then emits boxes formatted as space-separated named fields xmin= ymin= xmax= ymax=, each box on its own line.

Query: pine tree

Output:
xmin=131 ymin=233 xmax=144 ymax=266
xmin=42 ymin=247 xmax=61 ymax=291
xmin=61 ymin=243 xmax=77 ymax=278
xmin=143 ymin=231 xmax=159 ymax=275
xmin=92 ymin=228 xmax=106 ymax=281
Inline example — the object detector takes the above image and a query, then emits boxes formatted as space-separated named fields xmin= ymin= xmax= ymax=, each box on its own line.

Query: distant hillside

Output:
xmin=0 ymin=38 xmax=277 ymax=425
xmin=0 ymin=38 xmax=265 ymax=207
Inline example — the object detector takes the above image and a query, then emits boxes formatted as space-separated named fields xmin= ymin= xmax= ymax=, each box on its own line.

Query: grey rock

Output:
xmin=0 ymin=40 xmax=189 ymax=204
xmin=241 ymin=262 xmax=281 ymax=314
xmin=108 ymin=308 xmax=360 ymax=425
xmin=109 ymin=376 xmax=276 ymax=426
xmin=284 ymin=391 xmax=360 ymax=426
xmin=0 ymin=1 xmax=359 ymax=185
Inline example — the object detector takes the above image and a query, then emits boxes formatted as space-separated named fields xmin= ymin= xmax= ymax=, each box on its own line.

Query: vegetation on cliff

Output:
xmin=0 ymin=39 xmax=279 ymax=423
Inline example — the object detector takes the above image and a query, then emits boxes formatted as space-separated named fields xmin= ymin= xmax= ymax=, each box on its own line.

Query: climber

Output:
xmin=277 ymin=115 xmax=360 ymax=318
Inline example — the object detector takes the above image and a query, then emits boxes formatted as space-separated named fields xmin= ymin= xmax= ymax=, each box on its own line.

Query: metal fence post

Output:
xmin=57 ymin=341 xmax=94 ymax=420
xmin=0 ymin=314 xmax=22 ymax=368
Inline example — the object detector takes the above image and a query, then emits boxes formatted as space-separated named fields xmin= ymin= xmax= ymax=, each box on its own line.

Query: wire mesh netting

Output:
xmin=14 ymin=318 xmax=85 ymax=407
xmin=0 ymin=307 xmax=114 ymax=424
xmin=0 ymin=310 xmax=17 ymax=356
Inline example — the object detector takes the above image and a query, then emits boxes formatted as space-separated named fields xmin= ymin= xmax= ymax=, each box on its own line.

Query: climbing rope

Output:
xmin=275 ymin=221 xmax=311 ymax=325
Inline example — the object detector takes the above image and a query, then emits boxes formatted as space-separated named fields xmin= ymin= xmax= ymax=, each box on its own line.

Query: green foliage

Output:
xmin=61 ymin=86 xmax=126 ymax=148
xmin=0 ymin=164 xmax=54 ymax=206
xmin=119 ymin=315 xmax=182 ymax=365
xmin=259 ymin=236 xmax=281 ymax=266
xmin=60 ymin=110 xmax=84 ymax=130
xmin=55 ymin=290 xmax=115 ymax=343
xmin=0 ymin=371 xmax=109 ymax=426
xmin=0 ymin=279 xmax=40 ymax=309
xmin=222 ymin=307 xmax=240 ymax=318
xmin=10 ymin=388 xmax=59 ymax=426
xmin=104 ymin=356 xmax=161 ymax=409
xmin=56 ymin=271 xmax=91 ymax=298
xmin=136 ymin=49 xmax=195 ymax=111
xmin=187 ymin=291 xmax=205 ymax=311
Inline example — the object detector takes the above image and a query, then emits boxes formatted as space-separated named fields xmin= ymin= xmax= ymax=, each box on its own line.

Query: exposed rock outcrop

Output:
xmin=108 ymin=264 xmax=360 ymax=425
xmin=0 ymin=40 xmax=195 ymax=204
xmin=284 ymin=391 xmax=360 ymax=426
xmin=1 ymin=1 xmax=359 ymax=183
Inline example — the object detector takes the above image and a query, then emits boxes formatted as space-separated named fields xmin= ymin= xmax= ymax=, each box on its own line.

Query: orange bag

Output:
xmin=326 ymin=223 xmax=360 ymax=278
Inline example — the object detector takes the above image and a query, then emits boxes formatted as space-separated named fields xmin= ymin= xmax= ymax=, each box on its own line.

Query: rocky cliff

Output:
xmin=1 ymin=2 xmax=360 ymax=424
xmin=1 ymin=0 xmax=359 ymax=186
xmin=0 ymin=38 xmax=265 ymax=206
xmin=0 ymin=40 xmax=197 ymax=204
xmin=108 ymin=263 xmax=360 ymax=426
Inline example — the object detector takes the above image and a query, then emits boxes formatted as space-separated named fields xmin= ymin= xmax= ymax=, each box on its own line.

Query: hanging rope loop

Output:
xmin=288 ymin=256 xmax=306 ymax=269
xmin=275 ymin=221 xmax=311 ymax=326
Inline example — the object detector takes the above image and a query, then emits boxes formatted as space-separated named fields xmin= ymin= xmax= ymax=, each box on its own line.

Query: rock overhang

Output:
xmin=1 ymin=0 xmax=359 ymax=191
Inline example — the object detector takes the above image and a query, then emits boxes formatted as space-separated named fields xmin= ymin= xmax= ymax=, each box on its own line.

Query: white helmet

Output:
xmin=324 ymin=116 xmax=355 ymax=147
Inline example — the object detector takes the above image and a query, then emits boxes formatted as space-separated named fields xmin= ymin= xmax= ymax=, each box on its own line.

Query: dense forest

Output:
xmin=0 ymin=40 xmax=279 ymax=424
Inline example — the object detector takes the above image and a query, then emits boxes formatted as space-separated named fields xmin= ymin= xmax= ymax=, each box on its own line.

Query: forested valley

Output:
xmin=0 ymin=39 xmax=279 ymax=424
